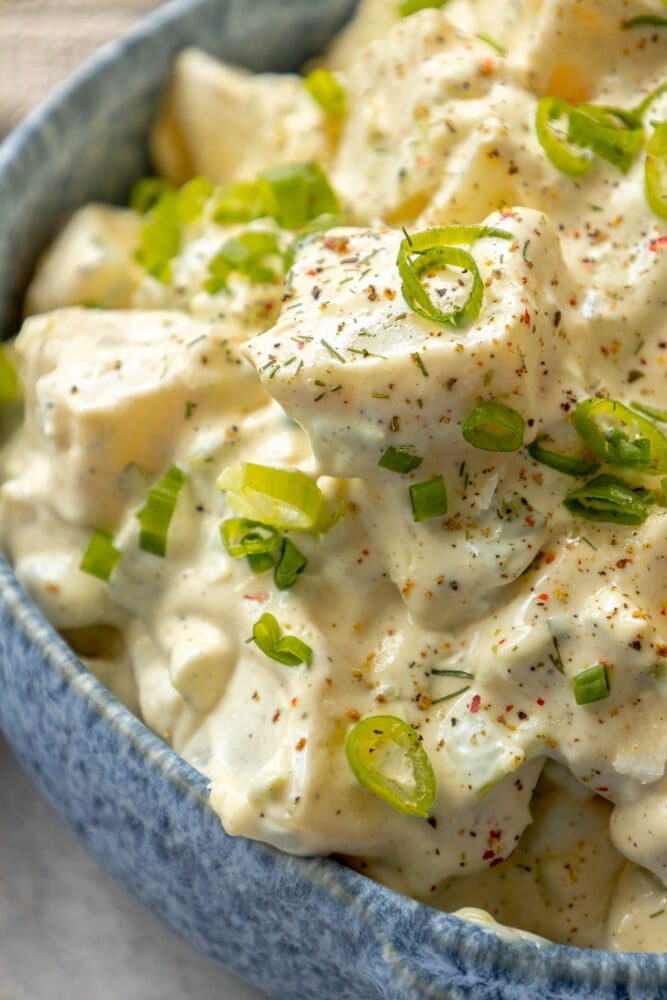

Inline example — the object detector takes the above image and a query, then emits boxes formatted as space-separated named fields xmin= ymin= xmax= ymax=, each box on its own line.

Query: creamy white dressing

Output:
xmin=1 ymin=0 xmax=667 ymax=952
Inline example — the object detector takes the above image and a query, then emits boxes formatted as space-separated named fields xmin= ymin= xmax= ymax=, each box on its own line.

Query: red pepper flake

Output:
xmin=263 ymin=301 xmax=274 ymax=312
xmin=489 ymin=857 xmax=505 ymax=869
xmin=483 ymin=849 xmax=495 ymax=860
xmin=649 ymin=235 xmax=667 ymax=252
xmin=306 ymin=268 xmax=318 ymax=276
xmin=489 ymin=829 xmax=501 ymax=840
xmin=244 ymin=592 xmax=267 ymax=601
xmin=505 ymin=705 xmax=514 ymax=713
xmin=470 ymin=694 xmax=481 ymax=714
xmin=272 ymin=710 xmax=280 ymax=723
xmin=595 ymin=786 xmax=609 ymax=793
xmin=569 ymin=295 xmax=578 ymax=307
xmin=536 ymin=697 xmax=545 ymax=706
xmin=537 ymin=592 xmax=549 ymax=601
xmin=295 ymin=737 xmax=307 ymax=751
xmin=525 ymin=515 xmax=535 ymax=527
xmin=291 ymin=697 xmax=298 ymax=707
xmin=522 ymin=308 xmax=531 ymax=326
xmin=501 ymin=209 xmax=514 ymax=218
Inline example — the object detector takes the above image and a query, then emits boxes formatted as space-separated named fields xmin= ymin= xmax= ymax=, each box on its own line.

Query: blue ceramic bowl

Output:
xmin=0 ymin=3 xmax=665 ymax=997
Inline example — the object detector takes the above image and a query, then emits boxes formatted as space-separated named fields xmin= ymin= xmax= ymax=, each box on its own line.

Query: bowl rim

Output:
xmin=1 ymin=0 xmax=666 ymax=993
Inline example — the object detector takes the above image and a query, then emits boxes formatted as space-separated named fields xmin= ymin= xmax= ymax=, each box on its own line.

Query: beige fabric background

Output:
xmin=0 ymin=0 xmax=164 ymax=138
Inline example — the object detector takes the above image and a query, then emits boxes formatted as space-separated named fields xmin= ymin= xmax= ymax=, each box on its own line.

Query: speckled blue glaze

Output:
xmin=0 ymin=2 xmax=666 ymax=997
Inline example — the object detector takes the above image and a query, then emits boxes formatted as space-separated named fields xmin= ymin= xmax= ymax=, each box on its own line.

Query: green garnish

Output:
xmin=572 ymin=663 xmax=610 ymax=705
xmin=246 ymin=551 xmax=277 ymax=574
xmin=274 ymin=538 xmax=308 ymax=590
xmin=409 ymin=475 xmax=448 ymax=522
xmin=206 ymin=231 xmax=284 ymax=293
xmin=345 ymin=715 xmax=436 ymax=817
xmin=252 ymin=611 xmax=312 ymax=667
xmin=220 ymin=518 xmax=281 ymax=558
xmin=527 ymin=437 xmax=600 ymax=477
xmin=463 ymin=401 xmax=525 ymax=452
xmin=645 ymin=122 xmax=667 ymax=219
xmin=213 ymin=179 xmax=276 ymax=224
xmin=632 ymin=401 xmax=667 ymax=423
xmin=135 ymin=192 xmax=181 ymax=283
xmin=0 ymin=346 xmax=21 ymax=403
xmin=396 ymin=225 xmax=511 ymax=328
xmin=431 ymin=668 xmax=474 ymax=679
xmin=136 ymin=465 xmax=186 ymax=556
xmin=432 ymin=685 xmax=471 ymax=704
xmin=218 ymin=463 xmax=330 ymax=532
xmin=563 ymin=474 xmax=654 ymax=525
xmin=129 ymin=176 xmax=175 ymax=215
xmin=535 ymin=97 xmax=595 ymax=177
xmin=80 ymin=529 xmax=121 ymax=582
xmin=261 ymin=162 xmax=339 ymax=230
xmin=303 ymin=69 xmax=346 ymax=118
xmin=622 ymin=14 xmax=667 ymax=28
xmin=378 ymin=445 xmax=424 ymax=474
xmin=535 ymin=96 xmax=644 ymax=176
xmin=398 ymin=0 xmax=447 ymax=14
xmin=573 ymin=397 xmax=667 ymax=472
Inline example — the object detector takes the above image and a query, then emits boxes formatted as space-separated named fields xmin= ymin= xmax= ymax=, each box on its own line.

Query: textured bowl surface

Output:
xmin=1 ymin=2 xmax=666 ymax=997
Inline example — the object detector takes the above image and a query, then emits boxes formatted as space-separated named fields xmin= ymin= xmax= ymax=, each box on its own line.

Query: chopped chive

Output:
xmin=410 ymin=475 xmax=448 ymax=522
xmin=572 ymin=663 xmax=610 ymax=705
xmin=252 ymin=612 xmax=312 ymax=667
xmin=649 ymin=909 xmax=665 ymax=919
xmin=528 ymin=436 xmax=600 ymax=477
xmin=80 ymin=529 xmax=121 ymax=582
xmin=463 ymin=401 xmax=525 ymax=452
xmin=274 ymin=538 xmax=308 ymax=590
xmin=220 ymin=518 xmax=281 ymax=558
xmin=564 ymin=474 xmax=654 ymax=526
xmin=378 ymin=445 xmax=424 ymax=474
xmin=136 ymin=466 xmax=186 ymax=557
xmin=303 ymin=69 xmax=346 ymax=118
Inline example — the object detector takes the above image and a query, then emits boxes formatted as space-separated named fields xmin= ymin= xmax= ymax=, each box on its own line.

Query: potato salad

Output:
xmin=1 ymin=0 xmax=667 ymax=951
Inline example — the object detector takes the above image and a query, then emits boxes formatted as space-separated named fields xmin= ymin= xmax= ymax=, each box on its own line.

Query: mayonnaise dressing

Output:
xmin=1 ymin=0 xmax=666 ymax=951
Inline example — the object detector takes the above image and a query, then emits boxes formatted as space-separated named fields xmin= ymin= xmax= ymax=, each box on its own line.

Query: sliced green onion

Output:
xmin=274 ymin=538 xmax=308 ymax=590
xmin=0 ymin=346 xmax=21 ymax=403
xmin=80 ymin=529 xmax=121 ymax=581
xmin=409 ymin=475 xmax=448 ymax=522
xmin=463 ymin=401 xmax=525 ymax=452
xmin=567 ymin=104 xmax=644 ymax=174
xmin=218 ymin=463 xmax=328 ymax=532
xmin=136 ymin=466 xmax=186 ymax=556
xmin=563 ymin=474 xmax=654 ymax=525
xmin=176 ymin=176 xmax=214 ymax=223
xmin=535 ymin=96 xmax=594 ymax=177
xmin=213 ymin=179 xmax=276 ymax=224
xmin=645 ymin=122 xmax=667 ymax=219
xmin=398 ymin=0 xmax=446 ymax=14
xmin=622 ymin=14 xmax=667 ymax=28
xmin=260 ymin=162 xmax=339 ymax=230
xmin=573 ymin=397 xmax=667 ymax=472
xmin=205 ymin=231 xmax=284 ymax=294
xmin=252 ymin=611 xmax=312 ymax=667
xmin=572 ymin=663 xmax=610 ymax=705
xmin=345 ymin=715 xmax=436 ymax=818
xmin=378 ymin=445 xmax=424 ymax=474
xmin=397 ymin=225 xmax=511 ymax=329
xmin=134 ymin=192 xmax=180 ymax=283
xmin=527 ymin=437 xmax=600 ymax=477
xmin=129 ymin=176 xmax=175 ymax=215
xmin=476 ymin=33 xmax=506 ymax=54
xmin=632 ymin=401 xmax=667 ymax=423
xmin=635 ymin=81 xmax=667 ymax=119
xmin=220 ymin=518 xmax=281 ymax=558
xmin=304 ymin=69 xmax=346 ymax=118
xmin=246 ymin=551 xmax=277 ymax=574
